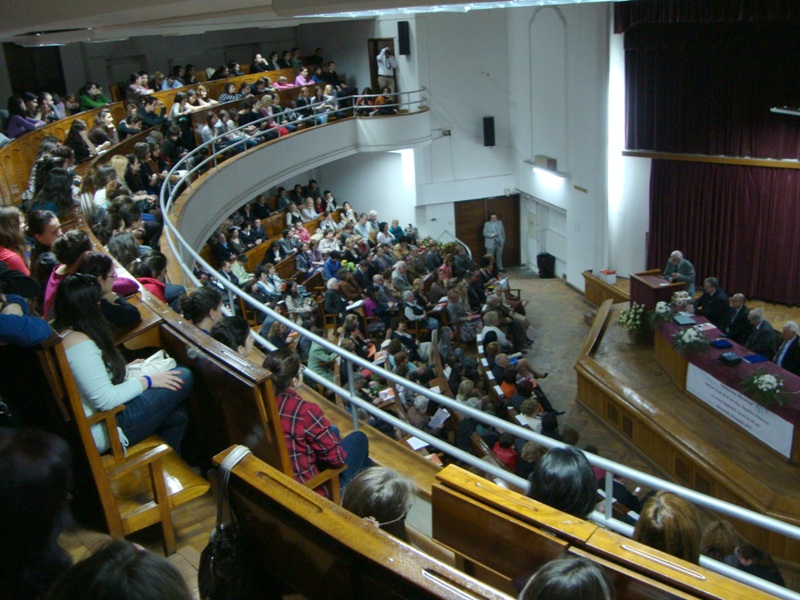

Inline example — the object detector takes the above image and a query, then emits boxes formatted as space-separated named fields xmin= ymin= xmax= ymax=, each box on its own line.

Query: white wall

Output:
xmin=508 ymin=3 xmax=612 ymax=290
xmin=414 ymin=10 xmax=513 ymax=205
xmin=297 ymin=19 xmax=374 ymax=90
xmin=607 ymin=31 xmax=651 ymax=277
xmin=317 ymin=149 xmax=417 ymax=230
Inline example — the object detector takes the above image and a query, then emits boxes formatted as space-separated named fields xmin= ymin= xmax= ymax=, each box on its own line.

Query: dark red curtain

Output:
xmin=615 ymin=0 xmax=800 ymax=34
xmin=647 ymin=160 xmax=800 ymax=305
xmin=624 ymin=21 xmax=800 ymax=158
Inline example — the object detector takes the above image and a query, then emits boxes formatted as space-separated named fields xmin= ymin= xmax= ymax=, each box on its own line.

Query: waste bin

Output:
xmin=537 ymin=253 xmax=556 ymax=279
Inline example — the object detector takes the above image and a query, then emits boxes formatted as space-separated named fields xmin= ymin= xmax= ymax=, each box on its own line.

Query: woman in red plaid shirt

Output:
xmin=263 ymin=348 xmax=370 ymax=497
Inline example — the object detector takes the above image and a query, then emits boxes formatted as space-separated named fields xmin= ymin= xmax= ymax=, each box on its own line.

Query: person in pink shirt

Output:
xmin=294 ymin=66 xmax=314 ymax=88
xmin=292 ymin=221 xmax=311 ymax=244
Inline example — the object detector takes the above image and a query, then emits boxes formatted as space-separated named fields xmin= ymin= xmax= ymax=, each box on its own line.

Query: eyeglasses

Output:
xmin=105 ymin=272 xmax=118 ymax=280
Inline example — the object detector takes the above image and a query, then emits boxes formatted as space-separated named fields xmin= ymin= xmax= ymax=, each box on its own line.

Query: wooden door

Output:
xmin=454 ymin=195 xmax=520 ymax=268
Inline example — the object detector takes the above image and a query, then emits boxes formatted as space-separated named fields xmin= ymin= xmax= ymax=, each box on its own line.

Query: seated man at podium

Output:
xmin=663 ymin=250 xmax=695 ymax=297
xmin=722 ymin=293 xmax=753 ymax=345
xmin=745 ymin=308 xmax=777 ymax=358
xmin=687 ymin=277 xmax=730 ymax=329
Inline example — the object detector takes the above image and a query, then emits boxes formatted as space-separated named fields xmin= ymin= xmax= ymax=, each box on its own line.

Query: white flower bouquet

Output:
xmin=671 ymin=326 xmax=710 ymax=354
xmin=741 ymin=369 xmax=787 ymax=408
xmin=618 ymin=302 xmax=645 ymax=332
xmin=651 ymin=300 xmax=673 ymax=325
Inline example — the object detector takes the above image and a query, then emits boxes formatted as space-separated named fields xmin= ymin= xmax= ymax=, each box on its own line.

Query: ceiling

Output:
xmin=1 ymin=0 xmax=618 ymax=46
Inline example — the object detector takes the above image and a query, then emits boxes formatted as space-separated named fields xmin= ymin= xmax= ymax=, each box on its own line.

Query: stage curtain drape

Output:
xmin=614 ymin=0 xmax=800 ymax=34
xmin=623 ymin=21 xmax=800 ymax=157
xmin=647 ymin=160 xmax=800 ymax=305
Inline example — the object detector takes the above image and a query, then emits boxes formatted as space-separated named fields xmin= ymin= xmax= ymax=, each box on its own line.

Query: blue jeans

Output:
xmin=339 ymin=431 xmax=371 ymax=487
xmin=117 ymin=367 xmax=194 ymax=454
xmin=164 ymin=283 xmax=186 ymax=312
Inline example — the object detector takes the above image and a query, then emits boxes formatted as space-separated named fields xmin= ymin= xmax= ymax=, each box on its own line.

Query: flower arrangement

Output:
xmin=671 ymin=291 xmax=692 ymax=309
xmin=651 ymin=301 xmax=673 ymax=326
xmin=741 ymin=369 xmax=787 ymax=409
xmin=618 ymin=302 xmax=646 ymax=332
xmin=340 ymin=260 xmax=356 ymax=272
xmin=439 ymin=241 xmax=460 ymax=256
xmin=417 ymin=236 xmax=433 ymax=251
xmin=671 ymin=327 xmax=710 ymax=354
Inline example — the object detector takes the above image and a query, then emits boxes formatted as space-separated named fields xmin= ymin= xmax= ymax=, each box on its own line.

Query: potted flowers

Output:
xmin=618 ymin=302 xmax=651 ymax=344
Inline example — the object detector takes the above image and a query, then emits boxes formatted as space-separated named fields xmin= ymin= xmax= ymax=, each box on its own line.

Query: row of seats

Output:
xmin=213 ymin=446 xmax=773 ymax=599
xmin=0 ymin=66 xmax=315 ymax=204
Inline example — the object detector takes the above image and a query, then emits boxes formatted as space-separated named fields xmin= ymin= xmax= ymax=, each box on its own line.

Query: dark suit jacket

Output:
xmin=353 ymin=268 xmax=371 ymax=290
xmin=692 ymin=288 xmax=730 ymax=329
xmin=774 ymin=335 xmax=800 ymax=376
xmin=746 ymin=320 xmax=777 ymax=357
xmin=723 ymin=305 xmax=752 ymax=345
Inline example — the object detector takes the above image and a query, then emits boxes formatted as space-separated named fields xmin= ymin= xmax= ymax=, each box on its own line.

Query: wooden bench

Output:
xmin=213 ymin=446 xmax=512 ymax=600
xmin=431 ymin=464 xmax=776 ymax=600
xmin=155 ymin=310 xmax=344 ymax=499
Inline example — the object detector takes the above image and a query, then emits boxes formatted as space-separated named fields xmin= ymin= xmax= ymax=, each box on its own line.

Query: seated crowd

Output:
xmin=0 ymin=87 xmax=790 ymax=599
xmin=2 ymin=45 xmax=397 ymax=149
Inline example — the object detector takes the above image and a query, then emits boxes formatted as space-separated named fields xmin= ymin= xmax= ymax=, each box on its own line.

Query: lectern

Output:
xmin=630 ymin=269 xmax=685 ymax=311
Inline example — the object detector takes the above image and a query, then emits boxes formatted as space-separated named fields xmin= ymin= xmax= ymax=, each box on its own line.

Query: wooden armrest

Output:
xmin=107 ymin=443 xmax=171 ymax=480
xmin=303 ymin=464 xmax=346 ymax=491
xmin=87 ymin=404 xmax=125 ymax=425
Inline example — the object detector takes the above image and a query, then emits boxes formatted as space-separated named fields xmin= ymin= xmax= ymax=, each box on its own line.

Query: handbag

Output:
xmin=198 ymin=445 xmax=259 ymax=600
xmin=125 ymin=350 xmax=176 ymax=380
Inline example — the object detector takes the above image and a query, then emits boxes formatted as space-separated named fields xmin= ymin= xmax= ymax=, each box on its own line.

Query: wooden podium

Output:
xmin=629 ymin=269 xmax=685 ymax=311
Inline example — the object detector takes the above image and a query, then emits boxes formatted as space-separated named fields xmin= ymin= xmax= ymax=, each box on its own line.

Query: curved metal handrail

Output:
xmin=158 ymin=95 xmax=800 ymax=600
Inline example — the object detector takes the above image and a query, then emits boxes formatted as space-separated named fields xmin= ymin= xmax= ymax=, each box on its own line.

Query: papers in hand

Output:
xmin=406 ymin=436 xmax=429 ymax=451
xmin=346 ymin=299 xmax=364 ymax=310
xmin=429 ymin=408 xmax=450 ymax=429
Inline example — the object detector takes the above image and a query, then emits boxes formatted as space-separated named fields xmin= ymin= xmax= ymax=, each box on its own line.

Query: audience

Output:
xmin=341 ymin=466 xmax=415 ymax=541
xmin=5 ymin=60 xmax=783 ymax=599
xmin=262 ymin=348 xmax=371 ymax=497
xmin=519 ymin=555 xmax=614 ymax=600
xmin=633 ymin=491 xmax=701 ymax=564
xmin=44 ymin=539 xmax=192 ymax=600
xmin=0 ymin=428 xmax=73 ymax=600
xmin=527 ymin=447 xmax=596 ymax=519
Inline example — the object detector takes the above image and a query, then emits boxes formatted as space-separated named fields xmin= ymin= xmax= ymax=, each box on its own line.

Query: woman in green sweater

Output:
xmin=78 ymin=82 xmax=111 ymax=112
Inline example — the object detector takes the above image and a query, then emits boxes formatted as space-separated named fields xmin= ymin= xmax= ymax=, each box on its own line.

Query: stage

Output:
xmin=574 ymin=300 xmax=800 ymax=562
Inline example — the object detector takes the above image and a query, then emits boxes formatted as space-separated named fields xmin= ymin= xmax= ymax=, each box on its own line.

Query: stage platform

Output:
xmin=575 ymin=300 xmax=800 ymax=563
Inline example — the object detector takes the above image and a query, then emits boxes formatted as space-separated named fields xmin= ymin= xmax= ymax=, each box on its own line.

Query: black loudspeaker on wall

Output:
xmin=398 ymin=21 xmax=411 ymax=56
xmin=483 ymin=116 xmax=495 ymax=147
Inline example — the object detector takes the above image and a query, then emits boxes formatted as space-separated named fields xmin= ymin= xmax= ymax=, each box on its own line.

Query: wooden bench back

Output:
xmin=433 ymin=477 xmax=570 ymax=591
xmin=432 ymin=465 xmax=775 ymax=600
xmin=215 ymin=446 xmax=513 ymax=600
xmin=158 ymin=318 xmax=290 ymax=474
